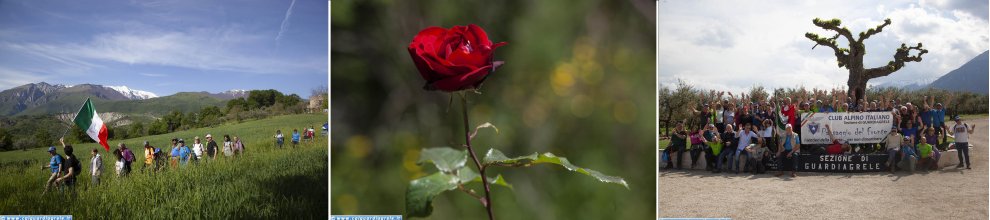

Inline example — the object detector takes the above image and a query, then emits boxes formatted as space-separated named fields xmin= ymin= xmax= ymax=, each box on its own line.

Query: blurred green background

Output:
xmin=331 ymin=0 xmax=655 ymax=219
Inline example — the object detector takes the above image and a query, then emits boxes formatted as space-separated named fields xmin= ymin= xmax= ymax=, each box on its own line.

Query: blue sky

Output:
xmin=0 ymin=0 xmax=327 ymax=97
xmin=659 ymin=0 xmax=988 ymax=93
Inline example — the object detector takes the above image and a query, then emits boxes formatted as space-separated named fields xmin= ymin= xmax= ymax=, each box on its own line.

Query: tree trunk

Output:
xmin=847 ymin=69 xmax=868 ymax=103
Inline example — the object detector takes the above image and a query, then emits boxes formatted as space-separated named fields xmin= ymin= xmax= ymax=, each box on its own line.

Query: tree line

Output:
xmin=0 ymin=89 xmax=323 ymax=151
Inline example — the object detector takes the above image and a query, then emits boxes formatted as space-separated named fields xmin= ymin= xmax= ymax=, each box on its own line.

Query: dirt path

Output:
xmin=658 ymin=118 xmax=989 ymax=219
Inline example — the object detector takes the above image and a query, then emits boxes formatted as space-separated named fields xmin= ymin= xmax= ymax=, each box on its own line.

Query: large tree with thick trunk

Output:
xmin=805 ymin=18 xmax=928 ymax=102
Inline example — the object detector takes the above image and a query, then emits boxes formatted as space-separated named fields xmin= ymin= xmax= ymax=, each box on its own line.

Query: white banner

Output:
xmin=799 ymin=112 xmax=894 ymax=144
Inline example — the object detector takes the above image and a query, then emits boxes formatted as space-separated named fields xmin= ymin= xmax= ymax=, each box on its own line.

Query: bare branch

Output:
xmin=857 ymin=18 xmax=891 ymax=43
xmin=864 ymin=43 xmax=928 ymax=79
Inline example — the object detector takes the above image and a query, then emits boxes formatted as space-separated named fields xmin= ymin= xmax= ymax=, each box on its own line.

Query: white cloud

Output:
xmin=0 ymin=67 xmax=47 ymax=89
xmin=659 ymin=0 xmax=988 ymax=94
xmin=3 ymin=25 xmax=326 ymax=76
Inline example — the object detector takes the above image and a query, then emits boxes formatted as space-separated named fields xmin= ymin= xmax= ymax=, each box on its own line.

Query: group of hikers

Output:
xmin=661 ymin=89 xmax=977 ymax=178
xmin=42 ymin=126 xmax=320 ymax=195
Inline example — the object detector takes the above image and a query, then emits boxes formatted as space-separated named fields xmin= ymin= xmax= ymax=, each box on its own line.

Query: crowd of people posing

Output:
xmin=662 ymin=89 xmax=977 ymax=178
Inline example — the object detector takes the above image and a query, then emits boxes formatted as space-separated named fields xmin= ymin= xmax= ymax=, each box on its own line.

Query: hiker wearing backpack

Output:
xmin=233 ymin=136 xmax=245 ymax=156
xmin=120 ymin=143 xmax=135 ymax=174
xmin=192 ymin=137 xmax=204 ymax=163
xmin=222 ymin=135 xmax=234 ymax=157
xmin=55 ymin=139 xmax=82 ymax=193
xmin=142 ymin=141 xmax=155 ymax=173
xmin=42 ymin=145 xmax=64 ymax=195
xmin=153 ymin=147 xmax=166 ymax=172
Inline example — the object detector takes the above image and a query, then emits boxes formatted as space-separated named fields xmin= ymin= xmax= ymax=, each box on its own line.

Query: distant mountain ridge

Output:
xmin=928 ymin=50 xmax=989 ymax=94
xmin=0 ymin=82 xmax=250 ymax=116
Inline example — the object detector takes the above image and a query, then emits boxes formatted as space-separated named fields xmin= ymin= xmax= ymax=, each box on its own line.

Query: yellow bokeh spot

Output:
xmin=580 ymin=61 xmax=603 ymax=85
xmin=570 ymin=94 xmax=594 ymax=118
xmin=345 ymin=135 xmax=372 ymax=159
xmin=613 ymin=100 xmax=637 ymax=124
xmin=573 ymin=37 xmax=596 ymax=62
xmin=337 ymin=194 xmax=359 ymax=214
xmin=551 ymin=62 xmax=575 ymax=96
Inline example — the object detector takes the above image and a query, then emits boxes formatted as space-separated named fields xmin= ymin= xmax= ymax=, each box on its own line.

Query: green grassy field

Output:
xmin=0 ymin=113 xmax=328 ymax=218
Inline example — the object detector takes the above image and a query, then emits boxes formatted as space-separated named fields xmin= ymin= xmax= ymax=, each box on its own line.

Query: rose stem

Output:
xmin=461 ymin=92 xmax=495 ymax=220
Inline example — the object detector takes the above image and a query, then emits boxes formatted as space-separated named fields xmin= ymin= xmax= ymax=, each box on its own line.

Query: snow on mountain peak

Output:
xmin=106 ymin=85 xmax=158 ymax=100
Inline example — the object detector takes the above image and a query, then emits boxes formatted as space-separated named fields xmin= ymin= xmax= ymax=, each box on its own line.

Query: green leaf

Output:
xmin=483 ymin=148 xmax=628 ymax=189
xmin=484 ymin=174 xmax=513 ymax=190
xmin=483 ymin=148 xmax=538 ymax=165
xmin=458 ymin=165 xmax=513 ymax=190
xmin=405 ymin=172 xmax=459 ymax=218
xmin=417 ymin=147 xmax=467 ymax=173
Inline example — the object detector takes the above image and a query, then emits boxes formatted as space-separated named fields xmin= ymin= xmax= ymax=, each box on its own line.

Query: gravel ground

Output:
xmin=658 ymin=118 xmax=989 ymax=219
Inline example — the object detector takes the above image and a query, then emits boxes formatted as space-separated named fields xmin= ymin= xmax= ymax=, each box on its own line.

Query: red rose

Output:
xmin=408 ymin=24 xmax=507 ymax=92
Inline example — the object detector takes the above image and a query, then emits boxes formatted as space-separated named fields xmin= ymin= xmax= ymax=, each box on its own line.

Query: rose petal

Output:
xmin=426 ymin=65 xmax=492 ymax=92
xmin=407 ymin=47 xmax=436 ymax=81
xmin=411 ymin=27 xmax=447 ymax=53
xmin=447 ymin=45 xmax=487 ymax=68
xmin=466 ymin=24 xmax=491 ymax=47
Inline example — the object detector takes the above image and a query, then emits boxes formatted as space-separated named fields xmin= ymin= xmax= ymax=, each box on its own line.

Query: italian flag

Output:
xmin=775 ymin=105 xmax=788 ymax=133
xmin=73 ymin=98 xmax=110 ymax=151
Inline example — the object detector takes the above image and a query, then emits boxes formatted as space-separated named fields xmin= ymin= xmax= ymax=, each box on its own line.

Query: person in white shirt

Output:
xmin=192 ymin=137 xmax=204 ymax=162
xmin=113 ymin=149 xmax=125 ymax=177
xmin=948 ymin=116 xmax=976 ymax=169
xmin=90 ymin=149 xmax=103 ymax=186
xmin=733 ymin=123 xmax=759 ymax=174
xmin=884 ymin=127 xmax=903 ymax=173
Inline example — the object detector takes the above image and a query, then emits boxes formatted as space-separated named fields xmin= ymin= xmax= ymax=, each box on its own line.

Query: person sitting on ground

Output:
xmin=716 ymin=124 xmax=736 ymax=173
xmin=885 ymin=127 xmax=902 ymax=173
xmin=916 ymin=136 xmax=937 ymax=171
xmin=705 ymin=125 xmax=723 ymax=173
xmin=745 ymin=134 xmax=766 ymax=174
xmin=775 ymin=124 xmax=800 ymax=178
xmin=900 ymin=136 xmax=918 ymax=173
xmin=41 ymin=145 xmax=64 ymax=195
xmin=733 ymin=123 xmax=759 ymax=174
xmin=688 ymin=128 xmax=707 ymax=169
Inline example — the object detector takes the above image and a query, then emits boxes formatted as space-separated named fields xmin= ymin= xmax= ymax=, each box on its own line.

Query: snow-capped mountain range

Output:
xmin=0 ymin=82 xmax=250 ymax=116
xmin=106 ymin=85 xmax=159 ymax=100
